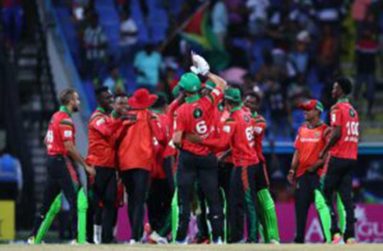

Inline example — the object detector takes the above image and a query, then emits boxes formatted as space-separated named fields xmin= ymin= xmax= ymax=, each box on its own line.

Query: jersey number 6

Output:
xmin=196 ymin=120 xmax=208 ymax=134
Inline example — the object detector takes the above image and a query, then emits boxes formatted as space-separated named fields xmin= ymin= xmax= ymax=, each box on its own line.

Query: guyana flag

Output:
xmin=180 ymin=3 xmax=230 ymax=71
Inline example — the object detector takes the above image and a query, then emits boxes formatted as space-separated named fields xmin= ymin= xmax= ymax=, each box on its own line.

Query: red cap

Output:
xmin=298 ymin=99 xmax=324 ymax=112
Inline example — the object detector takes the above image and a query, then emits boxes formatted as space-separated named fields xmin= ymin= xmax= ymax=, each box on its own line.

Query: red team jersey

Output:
xmin=151 ymin=113 xmax=170 ymax=179
xmin=45 ymin=107 xmax=75 ymax=156
xmin=330 ymin=100 xmax=359 ymax=160
xmin=174 ymin=88 xmax=223 ymax=156
xmin=216 ymin=108 xmax=233 ymax=163
xmin=86 ymin=108 xmax=122 ymax=168
xmin=163 ymin=99 xmax=181 ymax=158
xmin=252 ymin=113 xmax=267 ymax=163
xmin=203 ymin=107 xmax=259 ymax=167
xmin=118 ymin=110 xmax=159 ymax=171
xmin=294 ymin=123 xmax=328 ymax=177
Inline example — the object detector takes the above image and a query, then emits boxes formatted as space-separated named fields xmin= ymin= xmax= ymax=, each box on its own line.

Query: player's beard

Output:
xmin=73 ymin=106 xmax=79 ymax=112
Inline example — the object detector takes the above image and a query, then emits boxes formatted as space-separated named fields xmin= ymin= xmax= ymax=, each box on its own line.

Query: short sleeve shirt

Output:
xmin=329 ymin=101 xmax=359 ymax=160
xmin=46 ymin=109 xmax=75 ymax=156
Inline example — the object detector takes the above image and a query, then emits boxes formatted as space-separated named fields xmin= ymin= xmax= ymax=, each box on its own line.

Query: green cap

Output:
xmin=178 ymin=72 xmax=201 ymax=93
xmin=205 ymin=80 xmax=216 ymax=90
xmin=224 ymin=88 xmax=242 ymax=103
xmin=172 ymin=85 xmax=181 ymax=97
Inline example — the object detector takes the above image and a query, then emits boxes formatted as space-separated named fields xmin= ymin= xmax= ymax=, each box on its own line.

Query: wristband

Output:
xmin=111 ymin=110 xmax=119 ymax=118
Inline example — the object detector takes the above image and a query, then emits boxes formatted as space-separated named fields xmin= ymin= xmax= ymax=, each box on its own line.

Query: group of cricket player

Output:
xmin=28 ymin=52 xmax=359 ymax=245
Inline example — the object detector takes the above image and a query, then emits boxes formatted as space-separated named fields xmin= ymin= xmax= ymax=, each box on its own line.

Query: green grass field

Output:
xmin=4 ymin=244 xmax=383 ymax=251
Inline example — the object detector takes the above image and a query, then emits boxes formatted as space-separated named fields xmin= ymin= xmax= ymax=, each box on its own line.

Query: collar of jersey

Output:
xmin=306 ymin=120 xmax=323 ymax=129
xmin=230 ymin=104 xmax=242 ymax=113
xmin=185 ymin=94 xmax=201 ymax=103
xmin=151 ymin=108 xmax=163 ymax=114
xmin=337 ymin=97 xmax=349 ymax=103
xmin=96 ymin=106 xmax=106 ymax=114
xmin=59 ymin=106 xmax=72 ymax=117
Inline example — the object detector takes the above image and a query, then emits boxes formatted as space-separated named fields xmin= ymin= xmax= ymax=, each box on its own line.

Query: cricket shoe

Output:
xmin=129 ymin=239 xmax=137 ymax=245
xmin=346 ymin=238 xmax=357 ymax=244
xmin=69 ymin=239 xmax=78 ymax=245
xmin=332 ymin=233 xmax=344 ymax=244
xmin=27 ymin=236 xmax=35 ymax=245
xmin=175 ymin=238 xmax=188 ymax=245
xmin=194 ymin=235 xmax=210 ymax=244
xmin=93 ymin=224 xmax=102 ymax=244
xmin=148 ymin=231 xmax=168 ymax=244
xmin=269 ymin=239 xmax=280 ymax=244
xmin=69 ymin=239 xmax=90 ymax=245
xmin=212 ymin=237 xmax=223 ymax=245
xmin=143 ymin=223 xmax=152 ymax=243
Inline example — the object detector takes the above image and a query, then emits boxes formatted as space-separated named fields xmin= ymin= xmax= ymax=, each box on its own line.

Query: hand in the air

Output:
xmin=190 ymin=51 xmax=210 ymax=76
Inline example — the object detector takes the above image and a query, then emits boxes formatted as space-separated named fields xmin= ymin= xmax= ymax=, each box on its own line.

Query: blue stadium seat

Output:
xmin=131 ymin=0 xmax=149 ymax=44
xmin=55 ymin=7 xmax=81 ymax=68
xmin=148 ymin=8 xmax=168 ymax=43
xmin=169 ymin=0 xmax=183 ymax=16
xmin=95 ymin=3 xmax=120 ymax=57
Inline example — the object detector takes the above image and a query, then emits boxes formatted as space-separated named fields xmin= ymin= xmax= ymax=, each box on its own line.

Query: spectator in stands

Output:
xmin=289 ymin=30 xmax=311 ymax=79
xmin=119 ymin=9 xmax=138 ymax=65
xmin=246 ymin=0 xmax=270 ymax=36
xmin=160 ymin=58 xmax=180 ymax=97
xmin=0 ymin=148 xmax=23 ymax=201
xmin=72 ymin=0 xmax=96 ymax=32
xmin=83 ymin=0 xmax=96 ymax=23
xmin=115 ymin=0 xmax=129 ymax=14
xmin=313 ymin=0 xmax=344 ymax=26
xmin=354 ymin=12 xmax=379 ymax=118
xmin=272 ymin=47 xmax=297 ymax=85
xmin=133 ymin=43 xmax=162 ymax=91
xmin=211 ymin=0 xmax=228 ymax=46
xmin=256 ymin=49 xmax=287 ymax=85
xmin=316 ymin=24 xmax=339 ymax=82
xmin=352 ymin=0 xmax=373 ymax=34
xmin=242 ymin=73 xmax=254 ymax=93
xmin=72 ymin=0 xmax=88 ymax=22
xmin=289 ymin=2 xmax=317 ymax=36
xmin=103 ymin=64 xmax=126 ymax=94
xmin=264 ymin=79 xmax=292 ymax=140
xmin=1 ymin=0 xmax=24 ymax=49
xmin=83 ymin=12 xmax=108 ymax=79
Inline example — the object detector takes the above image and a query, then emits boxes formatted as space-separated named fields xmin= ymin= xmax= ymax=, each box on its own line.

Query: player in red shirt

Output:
xmin=187 ymin=88 xmax=260 ymax=243
xmin=287 ymin=99 xmax=332 ymax=243
xmin=86 ymin=87 xmax=123 ymax=244
xmin=194 ymin=80 xmax=227 ymax=244
xmin=29 ymin=89 xmax=95 ymax=244
xmin=116 ymin=88 xmax=160 ymax=244
xmin=244 ymin=92 xmax=279 ymax=243
xmin=319 ymin=77 xmax=359 ymax=244
xmin=146 ymin=94 xmax=173 ymax=244
xmin=163 ymin=86 xmax=184 ymax=160
xmin=172 ymin=53 xmax=227 ymax=244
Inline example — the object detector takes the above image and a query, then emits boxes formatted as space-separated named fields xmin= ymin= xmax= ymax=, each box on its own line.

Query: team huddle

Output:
xmin=28 ymin=53 xmax=359 ymax=245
